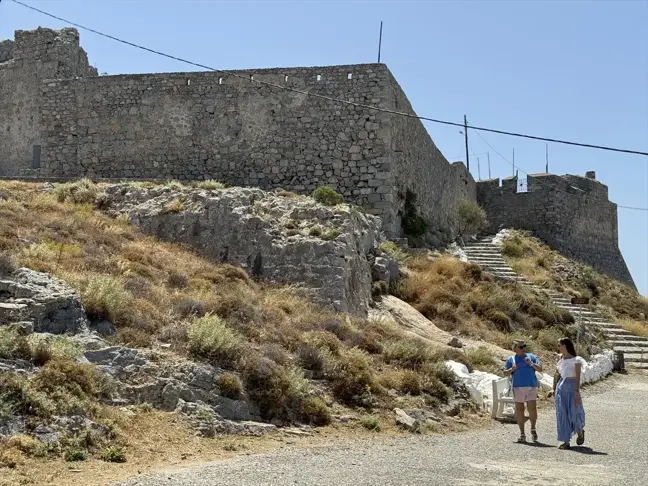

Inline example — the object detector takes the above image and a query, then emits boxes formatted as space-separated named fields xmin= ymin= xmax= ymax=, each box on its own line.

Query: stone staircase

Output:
xmin=463 ymin=235 xmax=648 ymax=370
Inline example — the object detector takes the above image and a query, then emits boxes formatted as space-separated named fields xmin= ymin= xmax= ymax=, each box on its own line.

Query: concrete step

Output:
xmin=614 ymin=346 xmax=648 ymax=354
xmin=602 ymin=328 xmax=633 ymax=335
xmin=592 ymin=322 xmax=625 ymax=329
xmin=626 ymin=362 xmax=648 ymax=370
xmin=623 ymin=354 xmax=648 ymax=364
xmin=609 ymin=334 xmax=648 ymax=344
xmin=610 ymin=336 xmax=648 ymax=344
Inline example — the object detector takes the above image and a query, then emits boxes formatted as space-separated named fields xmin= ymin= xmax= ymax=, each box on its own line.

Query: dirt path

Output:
xmin=111 ymin=372 xmax=648 ymax=486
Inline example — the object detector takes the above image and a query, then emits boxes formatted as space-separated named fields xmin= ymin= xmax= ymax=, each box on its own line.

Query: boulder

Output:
xmin=448 ymin=337 xmax=464 ymax=349
xmin=394 ymin=408 xmax=419 ymax=431
xmin=102 ymin=184 xmax=385 ymax=315
xmin=0 ymin=268 xmax=88 ymax=334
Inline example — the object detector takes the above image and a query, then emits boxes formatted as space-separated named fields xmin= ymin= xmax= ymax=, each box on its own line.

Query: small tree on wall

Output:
xmin=454 ymin=200 xmax=488 ymax=245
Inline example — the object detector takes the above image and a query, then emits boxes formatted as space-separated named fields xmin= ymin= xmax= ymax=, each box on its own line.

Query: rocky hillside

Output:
xmin=0 ymin=180 xmax=502 ymax=477
xmin=0 ymin=179 xmax=628 ymax=483
xmin=498 ymin=230 xmax=648 ymax=340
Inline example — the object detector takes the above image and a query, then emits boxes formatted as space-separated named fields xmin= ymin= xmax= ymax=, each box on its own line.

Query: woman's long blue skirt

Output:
xmin=555 ymin=377 xmax=586 ymax=443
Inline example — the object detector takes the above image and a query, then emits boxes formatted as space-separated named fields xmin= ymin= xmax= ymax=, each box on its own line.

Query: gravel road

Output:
xmin=111 ymin=372 xmax=648 ymax=486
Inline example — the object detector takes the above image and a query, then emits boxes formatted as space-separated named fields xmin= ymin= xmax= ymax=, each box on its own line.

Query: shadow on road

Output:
xmin=569 ymin=446 xmax=608 ymax=456
xmin=515 ymin=441 xmax=555 ymax=448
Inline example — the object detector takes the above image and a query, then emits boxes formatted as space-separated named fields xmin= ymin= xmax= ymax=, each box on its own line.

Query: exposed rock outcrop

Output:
xmin=0 ymin=268 xmax=89 ymax=334
xmin=101 ymin=184 xmax=399 ymax=315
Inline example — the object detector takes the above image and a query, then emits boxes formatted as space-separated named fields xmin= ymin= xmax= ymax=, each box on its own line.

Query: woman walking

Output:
xmin=553 ymin=338 xmax=586 ymax=449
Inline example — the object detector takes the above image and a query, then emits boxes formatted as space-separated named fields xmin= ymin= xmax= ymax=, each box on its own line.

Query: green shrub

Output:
xmin=312 ymin=187 xmax=344 ymax=206
xmin=53 ymin=178 xmax=100 ymax=204
xmin=65 ymin=448 xmax=88 ymax=462
xmin=402 ymin=214 xmax=428 ymax=238
xmin=196 ymin=180 xmax=226 ymax=190
xmin=379 ymin=241 xmax=408 ymax=264
xmin=455 ymin=200 xmax=488 ymax=239
xmin=217 ymin=373 xmax=244 ymax=400
xmin=309 ymin=225 xmax=323 ymax=237
xmin=0 ymin=251 xmax=17 ymax=276
xmin=484 ymin=309 xmax=511 ymax=331
xmin=464 ymin=347 xmax=497 ymax=369
xmin=0 ymin=328 xmax=31 ymax=360
xmin=382 ymin=340 xmax=433 ymax=369
xmin=501 ymin=240 xmax=524 ymax=258
xmin=187 ymin=314 xmax=245 ymax=366
xmin=300 ymin=396 xmax=332 ymax=426
xmin=399 ymin=370 xmax=422 ymax=395
xmin=321 ymin=229 xmax=341 ymax=241
xmin=100 ymin=445 xmax=126 ymax=463
xmin=536 ymin=328 xmax=563 ymax=351
xmin=360 ymin=415 xmax=381 ymax=432
xmin=81 ymin=276 xmax=133 ymax=324
xmin=327 ymin=348 xmax=376 ymax=405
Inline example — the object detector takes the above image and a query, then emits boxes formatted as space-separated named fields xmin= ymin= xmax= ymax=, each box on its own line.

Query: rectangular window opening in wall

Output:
xmin=517 ymin=174 xmax=528 ymax=193
xmin=32 ymin=145 xmax=41 ymax=169
xmin=347 ymin=73 xmax=353 ymax=80
xmin=317 ymin=74 xmax=322 ymax=81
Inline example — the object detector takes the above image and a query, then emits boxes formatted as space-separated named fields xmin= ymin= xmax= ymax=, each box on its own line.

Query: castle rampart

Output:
xmin=0 ymin=27 xmax=97 ymax=177
xmin=0 ymin=27 xmax=474 ymax=243
xmin=0 ymin=28 xmax=636 ymax=288
xmin=477 ymin=172 xmax=635 ymax=288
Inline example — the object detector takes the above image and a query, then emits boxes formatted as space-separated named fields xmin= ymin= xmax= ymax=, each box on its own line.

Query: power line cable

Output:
xmin=9 ymin=0 xmax=648 ymax=158
xmin=473 ymin=129 xmax=648 ymax=211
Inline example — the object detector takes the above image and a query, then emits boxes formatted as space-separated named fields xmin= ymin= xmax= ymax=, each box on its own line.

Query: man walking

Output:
xmin=503 ymin=340 xmax=543 ymax=442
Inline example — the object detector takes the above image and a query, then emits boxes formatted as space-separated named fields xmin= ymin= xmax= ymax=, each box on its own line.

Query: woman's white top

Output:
xmin=558 ymin=356 xmax=587 ymax=378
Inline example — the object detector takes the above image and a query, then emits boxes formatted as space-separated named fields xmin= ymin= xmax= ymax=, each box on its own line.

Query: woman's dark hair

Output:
xmin=559 ymin=338 xmax=577 ymax=357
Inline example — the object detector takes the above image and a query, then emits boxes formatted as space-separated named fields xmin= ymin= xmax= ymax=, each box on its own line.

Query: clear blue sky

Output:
xmin=2 ymin=0 xmax=647 ymax=294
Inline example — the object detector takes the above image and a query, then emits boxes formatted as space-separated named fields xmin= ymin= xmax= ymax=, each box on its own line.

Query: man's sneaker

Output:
xmin=517 ymin=434 xmax=526 ymax=443
xmin=531 ymin=429 xmax=538 ymax=442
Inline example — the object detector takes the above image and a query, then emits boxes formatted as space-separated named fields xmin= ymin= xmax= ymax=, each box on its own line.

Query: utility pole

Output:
xmin=464 ymin=115 xmax=470 ymax=171
xmin=512 ymin=148 xmax=515 ymax=176
xmin=477 ymin=156 xmax=481 ymax=180
xmin=545 ymin=143 xmax=549 ymax=173
xmin=377 ymin=21 xmax=383 ymax=63
xmin=487 ymin=151 xmax=491 ymax=179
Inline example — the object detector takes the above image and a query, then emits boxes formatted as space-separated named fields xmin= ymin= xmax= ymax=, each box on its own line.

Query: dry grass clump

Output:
xmin=396 ymin=254 xmax=577 ymax=353
xmin=501 ymin=230 xmax=648 ymax=323
xmin=53 ymin=178 xmax=101 ymax=205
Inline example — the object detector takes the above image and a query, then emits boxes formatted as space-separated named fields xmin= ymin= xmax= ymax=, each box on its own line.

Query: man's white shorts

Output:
xmin=513 ymin=387 xmax=538 ymax=403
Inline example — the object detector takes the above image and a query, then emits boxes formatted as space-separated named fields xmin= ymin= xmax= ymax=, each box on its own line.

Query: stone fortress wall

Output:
xmin=0 ymin=27 xmax=97 ymax=177
xmin=0 ymin=27 xmax=636 ymax=287
xmin=0 ymin=27 xmax=474 ymax=242
xmin=476 ymin=172 xmax=636 ymax=288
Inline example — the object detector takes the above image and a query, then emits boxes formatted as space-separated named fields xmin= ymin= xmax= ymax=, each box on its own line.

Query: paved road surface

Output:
xmin=111 ymin=373 xmax=648 ymax=486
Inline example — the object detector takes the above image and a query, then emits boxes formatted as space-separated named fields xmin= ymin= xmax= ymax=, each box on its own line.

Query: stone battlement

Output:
xmin=477 ymin=173 xmax=635 ymax=288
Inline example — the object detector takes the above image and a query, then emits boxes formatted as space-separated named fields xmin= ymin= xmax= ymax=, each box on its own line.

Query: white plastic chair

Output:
xmin=491 ymin=377 xmax=515 ymax=419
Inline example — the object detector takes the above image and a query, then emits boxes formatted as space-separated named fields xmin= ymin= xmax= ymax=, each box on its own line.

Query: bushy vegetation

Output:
xmin=312 ymin=186 xmax=344 ymax=206
xmin=500 ymin=230 xmax=648 ymax=327
xmin=395 ymin=254 xmax=581 ymax=354
xmin=454 ymin=200 xmax=488 ymax=241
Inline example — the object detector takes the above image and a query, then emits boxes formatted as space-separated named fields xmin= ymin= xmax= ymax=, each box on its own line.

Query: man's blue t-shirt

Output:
xmin=505 ymin=353 xmax=540 ymax=388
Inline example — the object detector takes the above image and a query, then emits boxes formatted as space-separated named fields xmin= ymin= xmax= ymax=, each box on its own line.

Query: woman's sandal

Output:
xmin=531 ymin=429 xmax=538 ymax=442
xmin=577 ymin=429 xmax=585 ymax=446
xmin=559 ymin=442 xmax=571 ymax=450
xmin=517 ymin=434 xmax=526 ymax=443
